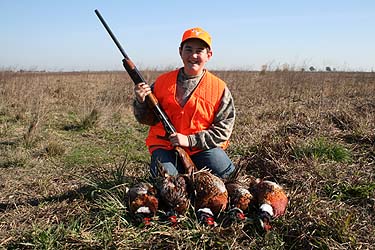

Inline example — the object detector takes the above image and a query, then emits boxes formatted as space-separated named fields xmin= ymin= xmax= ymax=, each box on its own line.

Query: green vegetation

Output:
xmin=325 ymin=182 xmax=375 ymax=201
xmin=294 ymin=137 xmax=351 ymax=162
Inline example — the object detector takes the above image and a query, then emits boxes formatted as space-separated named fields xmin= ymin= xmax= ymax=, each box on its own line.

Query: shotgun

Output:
xmin=94 ymin=9 xmax=196 ymax=174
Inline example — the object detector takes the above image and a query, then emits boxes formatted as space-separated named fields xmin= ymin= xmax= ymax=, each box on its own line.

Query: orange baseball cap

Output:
xmin=181 ymin=27 xmax=212 ymax=49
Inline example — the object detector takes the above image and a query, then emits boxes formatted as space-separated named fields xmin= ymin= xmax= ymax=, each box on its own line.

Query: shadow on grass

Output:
xmin=0 ymin=185 xmax=95 ymax=212
xmin=0 ymin=167 xmax=145 ymax=213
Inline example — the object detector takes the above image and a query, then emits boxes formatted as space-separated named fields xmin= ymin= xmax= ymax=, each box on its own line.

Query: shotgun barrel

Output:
xmin=95 ymin=9 xmax=176 ymax=135
xmin=94 ymin=9 xmax=196 ymax=172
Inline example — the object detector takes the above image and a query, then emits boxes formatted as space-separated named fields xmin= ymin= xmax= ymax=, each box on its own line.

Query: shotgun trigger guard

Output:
xmin=156 ymin=131 xmax=172 ymax=141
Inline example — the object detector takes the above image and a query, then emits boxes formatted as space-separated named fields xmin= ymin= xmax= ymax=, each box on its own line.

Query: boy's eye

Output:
xmin=183 ymin=48 xmax=206 ymax=55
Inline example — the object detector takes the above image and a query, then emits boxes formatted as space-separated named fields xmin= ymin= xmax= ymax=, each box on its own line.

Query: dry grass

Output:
xmin=0 ymin=70 xmax=374 ymax=249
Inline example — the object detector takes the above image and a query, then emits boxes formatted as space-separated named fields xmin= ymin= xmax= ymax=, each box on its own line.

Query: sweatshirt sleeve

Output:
xmin=132 ymin=98 xmax=159 ymax=126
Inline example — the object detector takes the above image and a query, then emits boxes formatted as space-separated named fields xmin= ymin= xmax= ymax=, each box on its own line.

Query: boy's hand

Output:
xmin=134 ymin=82 xmax=151 ymax=103
xmin=169 ymin=133 xmax=189 ymax=147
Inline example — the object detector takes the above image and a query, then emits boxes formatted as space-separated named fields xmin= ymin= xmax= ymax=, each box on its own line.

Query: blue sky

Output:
xmin=1 ymin=1 xmax=374 ymax=71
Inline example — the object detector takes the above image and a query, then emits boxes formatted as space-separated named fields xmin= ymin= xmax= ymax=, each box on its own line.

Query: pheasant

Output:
xmin=249 ymin=179 xmax=288 ymax=231
xmin=224 ymin=167 xmax=257 ymax=222
xmin=153 ymin=162 xmax=191 ymax=226
xmin=127 ymin=182 xmax=159 ymax=226
xmin=192 ymin=168 xmax=229 ymax=226
xmin=174 ymin=147 xmax=228 ymax=226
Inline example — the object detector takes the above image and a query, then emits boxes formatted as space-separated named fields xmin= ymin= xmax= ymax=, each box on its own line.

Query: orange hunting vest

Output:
xmin=146 ymin=69 xmax=229 ymax=155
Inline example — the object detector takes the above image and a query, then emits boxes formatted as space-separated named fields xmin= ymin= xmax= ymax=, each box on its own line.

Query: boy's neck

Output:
xmin=181 ymin=68 xmax=205 ymax=79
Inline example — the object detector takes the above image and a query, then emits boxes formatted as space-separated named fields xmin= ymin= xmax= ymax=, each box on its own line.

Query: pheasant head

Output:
xmin=127 ymin=182 xmax=159 ymax=225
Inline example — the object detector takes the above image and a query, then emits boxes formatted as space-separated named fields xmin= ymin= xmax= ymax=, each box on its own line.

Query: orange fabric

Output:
xmin=181 ymin=27 xmax=212 ymax=48
xmin=146 ymin=69 xmax=229 ymax=155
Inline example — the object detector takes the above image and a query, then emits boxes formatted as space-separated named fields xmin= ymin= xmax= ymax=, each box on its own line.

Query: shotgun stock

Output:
xmin=95 ymin=9 xmax=196 ymax=173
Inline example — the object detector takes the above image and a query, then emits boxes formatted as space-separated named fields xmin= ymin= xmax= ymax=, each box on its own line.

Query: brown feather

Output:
xmin=192 ymin=168 xmax=228 ymax=216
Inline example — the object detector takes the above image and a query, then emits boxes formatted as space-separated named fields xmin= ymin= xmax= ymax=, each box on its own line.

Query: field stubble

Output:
xmin=0 ymin=70 xmax=374 ymax=249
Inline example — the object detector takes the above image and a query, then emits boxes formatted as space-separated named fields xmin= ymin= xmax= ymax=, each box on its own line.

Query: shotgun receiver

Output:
xmin=94 ymin=9 xmax=195 ymax=173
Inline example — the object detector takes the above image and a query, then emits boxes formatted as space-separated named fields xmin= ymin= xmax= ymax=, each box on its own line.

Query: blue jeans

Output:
xmin=150 ymin=147 xmax=235 ymax=179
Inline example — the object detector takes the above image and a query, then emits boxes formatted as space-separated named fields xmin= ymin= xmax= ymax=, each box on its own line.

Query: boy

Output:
xmin=133 ymin=27 xmax=235 ymax=179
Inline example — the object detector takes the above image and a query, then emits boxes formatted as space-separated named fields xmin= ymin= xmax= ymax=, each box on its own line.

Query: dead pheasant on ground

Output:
xmin=191 ymin=168 xmax=229 ymax=226
xmin=224 ymin=166 xmax=257 ymax=223
xmin=153 ymin=162 xmax=191 ymax=226
xmin=127 ymin=182 xmax=159 ymax=226
xmin=249 ymin=179 xmax=288 ymax=231
xmin=174 ymin=147 xmax=229 ymax=226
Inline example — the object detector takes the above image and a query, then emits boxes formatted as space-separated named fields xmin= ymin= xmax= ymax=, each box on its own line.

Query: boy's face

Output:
xmin=179 ymin=39 xmax=212 ymax=76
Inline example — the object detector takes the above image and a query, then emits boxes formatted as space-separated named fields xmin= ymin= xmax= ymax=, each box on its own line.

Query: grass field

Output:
xmin=0 ymin=69 xmax=374 ymax=249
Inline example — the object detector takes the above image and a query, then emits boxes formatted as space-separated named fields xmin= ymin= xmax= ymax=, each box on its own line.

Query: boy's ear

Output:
xmin=207 ymin=49 xmax=213 ymax=59
xmin=179 ymin=46 xmax=182 ymax=57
